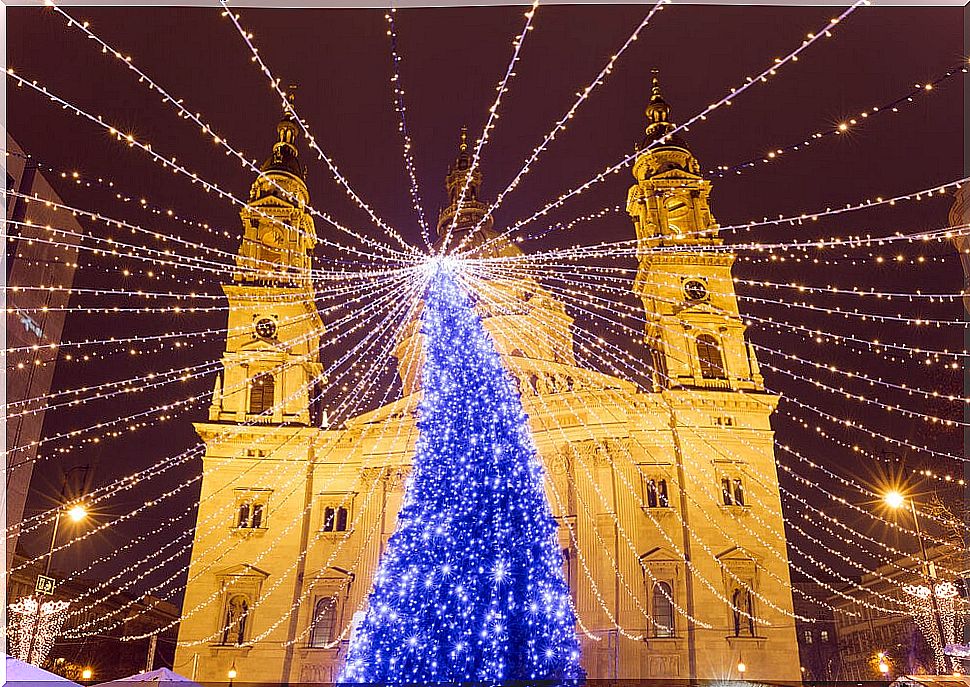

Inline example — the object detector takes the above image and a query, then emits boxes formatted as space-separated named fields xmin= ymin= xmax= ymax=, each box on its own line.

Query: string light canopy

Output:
xmin=6 ymin=3 xmax=966 ymax=682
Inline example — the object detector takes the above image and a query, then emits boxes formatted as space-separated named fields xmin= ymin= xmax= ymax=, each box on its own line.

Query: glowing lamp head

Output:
xmin=67 ymin=504 xmax=88 ymax=522
xmin=737 ymin=660 xmax=746 ymax=674
xmin=81 ymin=668 xmax=93 ymax=680
xmin=227 ymin=666 xmax=237 ymax=680
xmin=883 ymin=491 xmax=905 ymax=510
xmin=878 ymin=660 xmax=889 ymax=674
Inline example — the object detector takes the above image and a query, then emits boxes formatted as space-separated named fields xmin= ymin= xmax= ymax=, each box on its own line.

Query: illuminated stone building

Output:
xmin=174 ymin=80 xmax=801 ymax=683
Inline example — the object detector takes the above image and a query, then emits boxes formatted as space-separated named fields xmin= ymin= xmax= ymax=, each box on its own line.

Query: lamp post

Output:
xmin=23 ymin=465 xmax=89 ymax=665
xmin=884 ymin=490 xmax=949 ymax=671
xmin=23 ymin=500 xmax=88 ymax=665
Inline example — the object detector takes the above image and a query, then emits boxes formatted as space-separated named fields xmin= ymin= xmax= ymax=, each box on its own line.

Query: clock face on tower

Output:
xmin=683 ymin=279 xmax=708 ymax=302
xmin=254 ymin=317 xmax=278 ymax=339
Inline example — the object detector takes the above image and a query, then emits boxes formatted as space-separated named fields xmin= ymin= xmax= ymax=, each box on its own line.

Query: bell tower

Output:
xmin=436 ymin=127 xmax=494 ymax=251
xmin=628 ymin=74 xmax=764 ymax=392
xmin=628 ymin=73 xmax=799 ymax=683
xmin=209 ymin=90 xmax=324 ymax=426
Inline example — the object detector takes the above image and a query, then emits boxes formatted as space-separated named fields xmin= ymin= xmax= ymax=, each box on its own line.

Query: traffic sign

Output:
xmin=35 ymin=574 xmax=56 ymax=595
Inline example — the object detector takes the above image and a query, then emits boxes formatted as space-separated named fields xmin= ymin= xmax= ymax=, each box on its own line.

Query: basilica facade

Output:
xmin=173 ymin=81 xmax=801 ymax=683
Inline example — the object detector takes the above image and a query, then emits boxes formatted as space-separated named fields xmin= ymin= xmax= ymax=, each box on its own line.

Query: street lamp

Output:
xmin=877 ymin=651 xmax=890 ymax=678
xmin=67 ymin=504 xmax=87 ymax=523
xmin=228 ymin=662 xmax=237 ymax=687
xmin=42 ymin=500 xmax=88 ymax=578
xmin=20 ymin=499 xmax=89 ymax=665
xmin=883 ymin=489 xmax=949 ymax=671
xmin=737 ymin=655 xmax=747 ymax=677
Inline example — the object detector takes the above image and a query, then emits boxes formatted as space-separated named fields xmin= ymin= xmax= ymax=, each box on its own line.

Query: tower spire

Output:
xmin=453 ymin=126 xmax=471 ymax=172
xmin=259 ymin=84 xmax=305 ymax=182
xmin=237 ymin=86 xmax=316 ymax=285
xmin=437 ymin=126 xmax=489 ymax=244
xmin=643 ymin=70 xmax=678 ymax=145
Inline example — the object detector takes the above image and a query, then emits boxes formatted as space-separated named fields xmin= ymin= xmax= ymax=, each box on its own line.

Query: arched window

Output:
xmin=249 ymin=373 xmax=275 ymax=415
xmin=664 ymin=196 xmax=689 ymax=236
xmin=657 ymin=479 xmax=669 ymax=508
xmin=223 ymin=594 xmax=249 ymax=645
xmin=309 ymin=596 xmax=338 ymax=647
xmin=528 ymin=373 xmax=540 ymax=395
xmin=322 ymin=506 xmax=349 ymax=532
xmin=652 ymin=582 xmax=675 ymax=637
xmin=237 ymin=503 xmax=250 ymax=528
xmin=732 ymin=478 xmax=745 ymax=507
xmin=732 ymin=588 xmax=755 ymax=637
xmin=646 ymin=480 xmax=658 ymax=508
xmin=236 ymin=497 xmax=268 ymax=529
xmin=721 ymin=477 xmax=733 ymax=505
xmin=696 ymin=335 xmax=726 ymax=379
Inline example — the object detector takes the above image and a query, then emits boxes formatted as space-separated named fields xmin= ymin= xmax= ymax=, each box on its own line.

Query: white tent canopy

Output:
xmin=92 ymin=668 xmax=202 ymax=687
xmin=891 ymin=676 xmax=970 ymax=687
xmin=5 ymin=655 xmax=79 ymax=684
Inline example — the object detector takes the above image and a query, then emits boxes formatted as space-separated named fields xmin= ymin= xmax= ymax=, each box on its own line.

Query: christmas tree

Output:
xmin=339 ymin=264 xmax=583 ymax=685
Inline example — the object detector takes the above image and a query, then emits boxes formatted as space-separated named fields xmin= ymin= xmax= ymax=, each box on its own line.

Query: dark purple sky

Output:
xmin=8 ymin=4 xmax=966 ymax=608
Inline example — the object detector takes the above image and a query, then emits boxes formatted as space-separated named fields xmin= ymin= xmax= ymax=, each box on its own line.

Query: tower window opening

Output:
xmin=249 ymin=373 xmax=276 ymax=415
xmin=652 ymin=581 xmax=675 ymax=637
xmin=322 ymin=506 xmax=349 ymax=532
xmin=236 ymin=499 xmax=267 ymax=529
xmin=237 ymin=503 xmax=249 ymax=528
xmin=696 ymin=334 xmax=726 ymax=379
xmin=721 ymin=476 xmax=746 ymax=507
xmin=733 ymin=478 xmax=745 ymax=507
xmin=645 ymin=479 xmax=669 ymax=508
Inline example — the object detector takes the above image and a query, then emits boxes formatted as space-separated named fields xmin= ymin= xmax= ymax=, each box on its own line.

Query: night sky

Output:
xmin=8 ymin=3 xmax=966 ymax=614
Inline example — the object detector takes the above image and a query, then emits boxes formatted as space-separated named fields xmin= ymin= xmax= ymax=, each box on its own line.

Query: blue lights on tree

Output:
xmin=340 ymin=265 xmax=583 ymax=685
